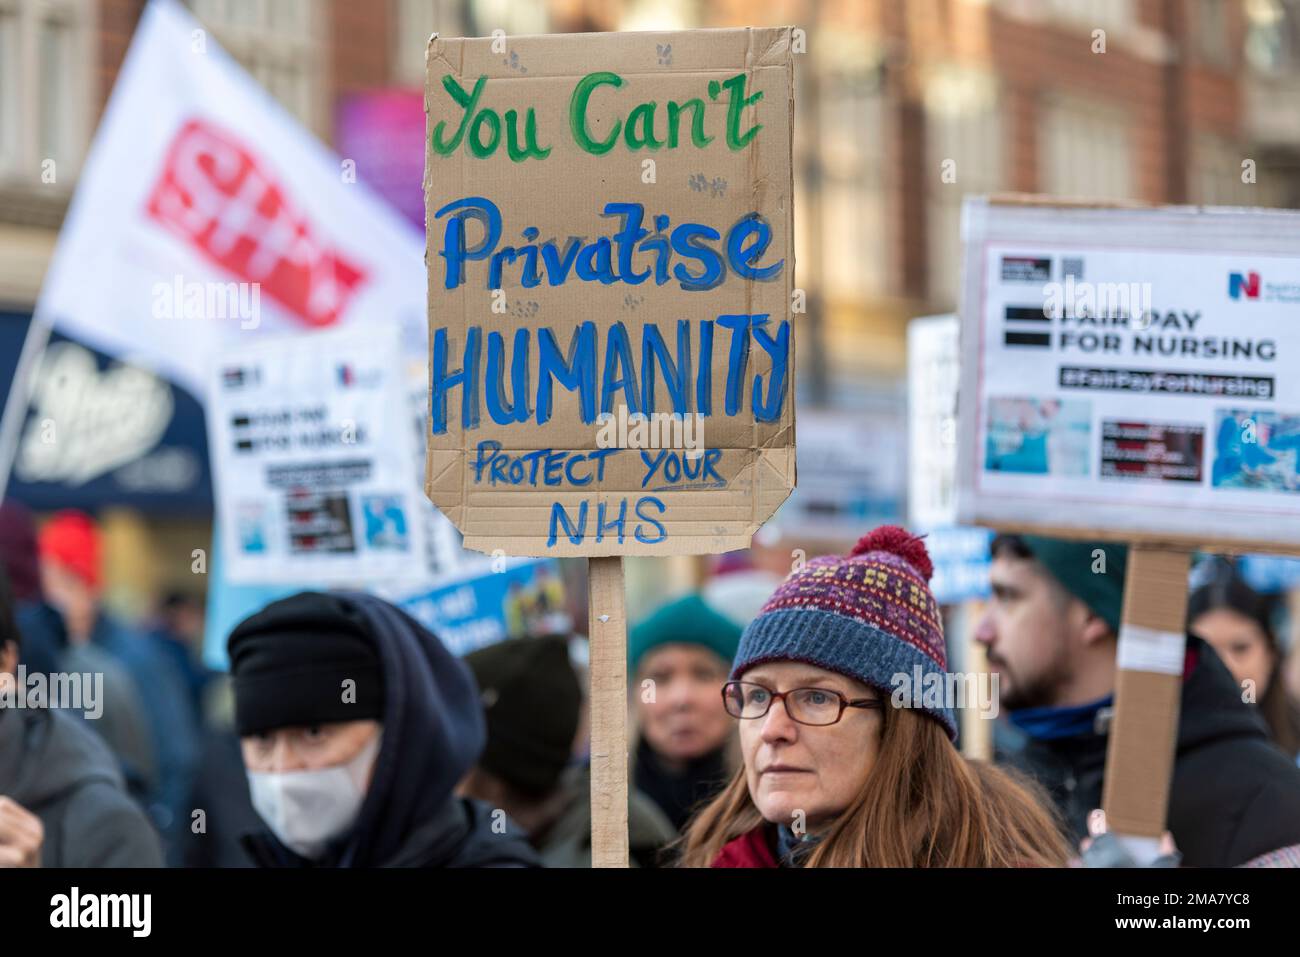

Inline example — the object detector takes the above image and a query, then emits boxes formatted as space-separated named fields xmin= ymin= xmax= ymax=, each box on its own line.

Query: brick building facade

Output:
xmin=2 ymin=0 xmax=1300 ymax=596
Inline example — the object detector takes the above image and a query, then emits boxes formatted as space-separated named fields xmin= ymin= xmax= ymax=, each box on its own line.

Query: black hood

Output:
xmin=239 ymin=592 xmax=490 ymax=867
xmin=337 ymin=592 xmax=486 ymax=866
xmin=1177 ymin=634 xmax=1274 ymax=754
xmin=243 ymin=795 xmax=539 ymax=868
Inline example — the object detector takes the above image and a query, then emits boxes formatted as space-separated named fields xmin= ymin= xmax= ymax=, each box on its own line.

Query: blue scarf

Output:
xmin=1009 ymin=695 xmax=1114 ymax=741
xmin=775 ymin=824 xmax=819 ymax=866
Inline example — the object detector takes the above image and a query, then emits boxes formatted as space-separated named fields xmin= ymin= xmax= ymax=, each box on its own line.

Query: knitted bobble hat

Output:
xmin=730 ymin=525 xmax=956 ymax=740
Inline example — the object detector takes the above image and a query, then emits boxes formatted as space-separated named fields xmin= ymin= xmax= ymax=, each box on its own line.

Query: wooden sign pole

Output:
xmin=1102 ymin=545 xmax=1192 ymax=859
xmin=587 ymin=556 xmax=629 ymax=868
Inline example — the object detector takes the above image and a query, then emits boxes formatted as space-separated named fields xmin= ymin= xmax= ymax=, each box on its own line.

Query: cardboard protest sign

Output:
xmin=957 ymin=198 xmax=1300 ymax=554
xmin=208 ymin=324 xmax=428 ymax=584
xmin=956 ymin=196 xmax=1300 ymax=853
xmin=423 ymin=28 xmax=796 ymax=558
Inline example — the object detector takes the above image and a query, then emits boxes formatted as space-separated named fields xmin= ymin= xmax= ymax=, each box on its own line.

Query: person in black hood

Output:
xmin=227 ymin=591 xmax=539 ymax=868
xmin=982 ymin=534 xmax=1300 ymax=867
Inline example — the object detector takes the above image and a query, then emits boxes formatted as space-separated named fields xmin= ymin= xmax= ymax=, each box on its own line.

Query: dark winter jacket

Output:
xmin=91 ymin=612 xmax=199 ymax=837
xmin=0 ymin=706 xmax=162 ymax=867
xmin=999 ymin=636 xmax=1300 ymax=867
xmin=242 ymin=795 xmax=539 ymax=868
xmin=532 ymin=763 xmax=677 ymax=867
xmin=634 ymin=734 xmax=732 ymax=832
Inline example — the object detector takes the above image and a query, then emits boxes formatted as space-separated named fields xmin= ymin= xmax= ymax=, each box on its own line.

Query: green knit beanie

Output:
xmin=1019 ymin=535 xmax=1129 ymax=635
xmin=628 ymin=593 xmax=742 ymax=673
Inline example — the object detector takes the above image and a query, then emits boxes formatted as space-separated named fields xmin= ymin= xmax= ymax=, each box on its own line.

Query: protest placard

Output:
xmin=424 ymin=27 xmax=796 ymax=865
xmin=208 ymin=323 xmax=428 ymax=585
xmin=957 ymin=198 xmax=1300 ymax=551
xmin=423 ymin=28 xmax=795 ymax=559
xmin=956 ymin=196 xmax=1300 ymax=856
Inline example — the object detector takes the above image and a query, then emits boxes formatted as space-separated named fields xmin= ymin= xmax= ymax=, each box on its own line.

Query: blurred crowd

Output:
xmin=2 ymin=503 xmax=1299 ymax=868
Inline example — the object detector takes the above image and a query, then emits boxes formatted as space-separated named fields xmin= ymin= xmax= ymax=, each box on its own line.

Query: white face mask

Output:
xmin=247 ymin=732 xmax=382 ymax=860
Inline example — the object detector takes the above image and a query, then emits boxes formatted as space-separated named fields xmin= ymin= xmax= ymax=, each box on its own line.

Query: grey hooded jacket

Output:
xmin=0 ymin=705 xmax=162 ymax=867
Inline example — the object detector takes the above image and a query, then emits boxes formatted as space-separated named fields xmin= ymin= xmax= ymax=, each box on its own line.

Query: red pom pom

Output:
xmin=850 ymin=525 xmax=934 ymax=582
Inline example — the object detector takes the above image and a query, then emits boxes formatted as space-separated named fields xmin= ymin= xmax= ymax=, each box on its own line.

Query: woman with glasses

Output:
xmin=677 ymin=526 xmax=1071 ymax=867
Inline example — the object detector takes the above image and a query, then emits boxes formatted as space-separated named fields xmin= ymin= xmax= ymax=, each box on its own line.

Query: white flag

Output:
xmin=34 ymin=0 xmax=426 ymax=400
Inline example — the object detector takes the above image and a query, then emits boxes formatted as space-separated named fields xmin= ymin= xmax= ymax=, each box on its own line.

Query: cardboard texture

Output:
xmin=1102 ymin=547 xmax=1191 ymax=839
xmin=424 ymin=28 xmax=796 ymax=557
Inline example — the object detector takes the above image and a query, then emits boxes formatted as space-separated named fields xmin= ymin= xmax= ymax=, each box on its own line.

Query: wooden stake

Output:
xmin=1102 ymin=545 xmax=1191 ymax=850
xmin=960 ymin=600 xmax=993 ymax=762
xmin=587 ymin=556 xmax=629 ymax=868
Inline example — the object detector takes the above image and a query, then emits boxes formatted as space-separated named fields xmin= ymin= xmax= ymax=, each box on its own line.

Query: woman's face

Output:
xmin=637 ymin=644 xmax=733 ymax=763
xmin=738 ymin=661 xmax=882 ymax=832
xmin=1192 ymin=607 xmax=1275 ymax=698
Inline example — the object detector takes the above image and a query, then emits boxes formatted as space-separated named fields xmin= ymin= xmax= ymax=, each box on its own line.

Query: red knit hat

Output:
xmin=38 ymin=510 xmax=102 ymax=591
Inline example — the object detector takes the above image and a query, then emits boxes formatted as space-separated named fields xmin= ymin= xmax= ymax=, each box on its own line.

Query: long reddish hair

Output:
xmin=676 ymin=704 xmax=1071 ymax=867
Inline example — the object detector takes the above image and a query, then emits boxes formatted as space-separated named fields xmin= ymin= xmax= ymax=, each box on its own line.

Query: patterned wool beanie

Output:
xmin=730 ymin=525 xmax=956 ymax=740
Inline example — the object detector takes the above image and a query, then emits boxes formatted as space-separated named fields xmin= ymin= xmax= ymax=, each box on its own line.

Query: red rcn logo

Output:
xmin=145 ymin=118 xmax=368 ymax=327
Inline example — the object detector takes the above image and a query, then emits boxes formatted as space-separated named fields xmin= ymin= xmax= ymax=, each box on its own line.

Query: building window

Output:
xmin=189 ymin=0 xmax=326 ymax=134
xmin=617 ymin=0 xmax=693 ymax=31
xmin=393 ymin=0 xmax=551 ymax=88
xmin=810 ymin=54 xmax=887 ymax=302
xmin=393 ymin=0 xmax=466 ymax=88
xmin=1246 ymin=0 xmax=1300 ymax=74
xmin=0 ymin=0 xmax=94 ymax=189
xmin=1043 ymin=0 xmax=1134 ymax=33
xmin=1039 ymin=93 xmax=1135 ymax=200
xmin=0 ymin=5 xmax=19 ymax=175
xmin=1191 ymin=133 xmax=1287 ymax=207
xmin=1195 ymin=0 xmax=1233 ymax=68
xmin=470 ymin=0 xmax=549 ymax=37
xmin=925 ymin=65 xmax=1004 ymax=308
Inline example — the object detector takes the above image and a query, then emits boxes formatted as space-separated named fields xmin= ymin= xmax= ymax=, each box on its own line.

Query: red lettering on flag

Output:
xmin=145 ymin=118 xmax=366 ymax=327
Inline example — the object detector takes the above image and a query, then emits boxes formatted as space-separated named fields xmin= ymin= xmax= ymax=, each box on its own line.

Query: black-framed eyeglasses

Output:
xmin=721 ymin=680 xmax=883 ymax=727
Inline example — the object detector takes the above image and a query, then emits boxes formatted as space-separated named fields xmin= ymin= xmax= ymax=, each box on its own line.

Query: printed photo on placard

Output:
xmin=1212 ymin=409 xmax=1300 ymax=492
xmin=1101 ymin=420 xmax=1204 ymax=484
xmin=984 ymin=397 xmax=1091 ymax=477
